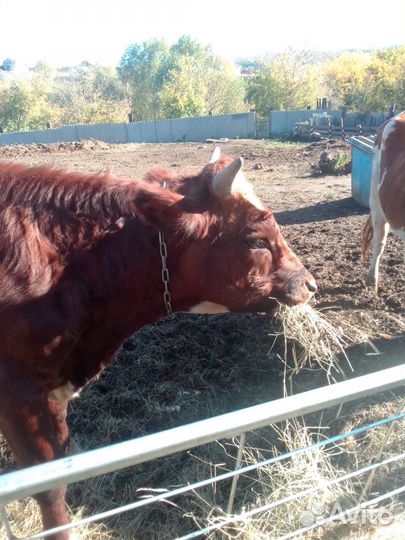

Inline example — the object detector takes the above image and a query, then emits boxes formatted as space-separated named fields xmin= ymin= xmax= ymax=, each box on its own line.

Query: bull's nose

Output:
xmin=306 ymin=279 xmax=317 ymax=293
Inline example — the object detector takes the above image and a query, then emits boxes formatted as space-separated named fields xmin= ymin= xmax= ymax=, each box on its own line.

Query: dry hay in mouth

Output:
xmin=275 ymin=303 xmax=360 ymax=384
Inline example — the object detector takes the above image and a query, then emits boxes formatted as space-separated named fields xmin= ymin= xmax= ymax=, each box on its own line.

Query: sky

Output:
xmin=0 ymin=0 xmax=404 ymax=68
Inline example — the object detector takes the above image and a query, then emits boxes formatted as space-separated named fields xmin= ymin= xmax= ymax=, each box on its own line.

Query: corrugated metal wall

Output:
xmin=0 ymin=113 xmax=256 ymax=146
xmin=269 ymin=110 xmax=323 ymax=137
xmin=0 ymin=110 xmax=391 ymax=145
xmin=269 ymin=110 xmax=391 ymax=137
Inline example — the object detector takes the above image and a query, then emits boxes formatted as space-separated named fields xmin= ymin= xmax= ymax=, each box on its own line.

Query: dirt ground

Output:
xmin=0 ymin=139 xmax=404 ymax=539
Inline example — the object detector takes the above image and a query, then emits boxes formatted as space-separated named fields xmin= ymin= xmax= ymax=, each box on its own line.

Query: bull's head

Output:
xmin=137 ymin=148 xmax=317 ymax=314
xmin=200 ymin=148 xmax=316 ymax=312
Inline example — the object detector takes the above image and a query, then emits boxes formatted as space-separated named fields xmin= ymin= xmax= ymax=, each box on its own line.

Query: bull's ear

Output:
xmin=133 ymin=185 xmax=183 ymax=231
xmin=134 ymin=184 xmax=210 ymax=240
xmin=209 ymin=146 xmax=221 ymax=163
xmin=211 ymin=157 xmax=244 ymax=198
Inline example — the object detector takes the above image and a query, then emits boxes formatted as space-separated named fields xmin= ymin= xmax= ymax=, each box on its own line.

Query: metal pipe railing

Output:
xmin=0 ymin=364 xmax=403 ymax=506
xmin=8 ymin=412 xmax=405 ymax=540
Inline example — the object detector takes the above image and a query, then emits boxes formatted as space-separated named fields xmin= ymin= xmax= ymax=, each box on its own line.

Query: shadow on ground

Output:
xmin=275 ymin=197 xmax=368 ymax=225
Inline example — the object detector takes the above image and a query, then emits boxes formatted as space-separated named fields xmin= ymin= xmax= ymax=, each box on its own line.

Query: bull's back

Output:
xmin=376 ymin=113 xmax=405 ymax=231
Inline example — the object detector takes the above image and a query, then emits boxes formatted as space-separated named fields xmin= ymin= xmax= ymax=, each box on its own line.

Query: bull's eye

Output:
xmin=246 ymin=238 xmax=269 ymax=250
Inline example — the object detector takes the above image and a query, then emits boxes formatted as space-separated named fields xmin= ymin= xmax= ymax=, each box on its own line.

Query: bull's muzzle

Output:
xmin=282 ymin=272 xmax=317 ymax=306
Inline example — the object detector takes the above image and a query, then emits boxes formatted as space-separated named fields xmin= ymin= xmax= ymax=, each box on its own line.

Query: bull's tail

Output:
xmin=362 ymin=215 xmax=373 ymax=266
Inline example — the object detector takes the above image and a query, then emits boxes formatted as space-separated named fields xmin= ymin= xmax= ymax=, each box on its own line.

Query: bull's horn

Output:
xmin=212 ymin=157 xmax=244 ymax=198
xmin=209 ymin=146 xmax=221 ymax=163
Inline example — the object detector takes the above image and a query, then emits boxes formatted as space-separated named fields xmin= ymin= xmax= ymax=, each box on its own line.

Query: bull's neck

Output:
xmin=85 ymin=221 xmax=179 ymax=334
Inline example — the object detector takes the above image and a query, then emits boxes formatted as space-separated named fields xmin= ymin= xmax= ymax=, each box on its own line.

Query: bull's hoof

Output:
xmin=365 ymin=273 xmax=378 ymax=291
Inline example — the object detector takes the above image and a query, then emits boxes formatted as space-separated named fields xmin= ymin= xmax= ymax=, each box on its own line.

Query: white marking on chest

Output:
xmin=189 ymin=301 xmax=230 ymax=314
xmin=48 ymin=381 xmax=81 ymax=402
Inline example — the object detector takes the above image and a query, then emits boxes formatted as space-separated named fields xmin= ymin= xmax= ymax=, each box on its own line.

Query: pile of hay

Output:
xmin=276 ymin=303 xmax=356 ymax=383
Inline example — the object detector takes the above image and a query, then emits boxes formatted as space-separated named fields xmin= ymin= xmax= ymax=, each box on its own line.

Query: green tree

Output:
xmin=158 ymin=55 xmax=206 ymax=118
xmin=324 ymin=53 xmax=369 ymax=110
xmin=91 ymin=66 xmax=125 ymax=102
xmin=119 ymin=36 xmax=246 ymax=120
xmin=170 ymin=35 xmax=212 ymax=65
xmin=247 ymin=50 xmax=320 ymax=117
xmin=205 ymin=64 xmax=247 ymax=115
xmin=364 ymin=47 xmax=405 ymax=111
xmin=0 ymin=79 xmax=55 ymax=131
xmin=246 ymin=62 xmax=282 ymax=117
xmin=51 ymin=64 xmax=127 ymax=125
xmin=118 ymin=39 xmax=169 ymax=121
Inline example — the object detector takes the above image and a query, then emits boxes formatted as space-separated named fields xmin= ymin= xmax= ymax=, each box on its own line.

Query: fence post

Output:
xmin=226 ymin=432 xmax=246 ymax=515
xmin=268 ymin=111 xmax=272 ymax=139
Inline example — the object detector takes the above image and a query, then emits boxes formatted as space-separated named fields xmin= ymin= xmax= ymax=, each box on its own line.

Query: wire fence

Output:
xmin=0 ymin=364 xmax=404 ymax=540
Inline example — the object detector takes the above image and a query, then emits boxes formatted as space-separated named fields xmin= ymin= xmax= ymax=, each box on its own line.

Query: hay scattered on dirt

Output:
xmin=204 ymin=419 xmax=355 ymax=540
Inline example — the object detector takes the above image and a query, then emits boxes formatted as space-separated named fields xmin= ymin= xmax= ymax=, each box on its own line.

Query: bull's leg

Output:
xmin=0 ymin=395 xmax=73 ymax=540
xmin=366 ymin=218 xmax=389 ymax=291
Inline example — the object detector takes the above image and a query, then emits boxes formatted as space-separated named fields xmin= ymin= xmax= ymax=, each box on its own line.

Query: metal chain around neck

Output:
xmin=159 ymin=181 xmax=172 ymax=315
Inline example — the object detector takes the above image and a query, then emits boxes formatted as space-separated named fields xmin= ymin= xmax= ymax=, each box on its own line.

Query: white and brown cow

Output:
xmin=363 ymin=111 xmax=405 ymax=290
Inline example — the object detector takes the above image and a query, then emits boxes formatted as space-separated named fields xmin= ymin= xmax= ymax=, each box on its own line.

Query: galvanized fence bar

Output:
xmin=226 ymin=432 xmax=246 ymax=515
xmin=175 ymin=450 xmax=405 ymax=540
xmin=0 ymin=505 xmax=13 ymax=540
xmin=1 ymin=365 xmax=404 ymax=507
xmin=269 ymin=109 xmax=392 ymax=138
xmin=0 ymin=364 xmax=403 ymax=506
xmin=0 ymin=365 xmax=405 ymax=540
xmin=276 ymin=483 xmax=405 ymax=540
xmin=6 ymin=411 xmax=405 ymax=540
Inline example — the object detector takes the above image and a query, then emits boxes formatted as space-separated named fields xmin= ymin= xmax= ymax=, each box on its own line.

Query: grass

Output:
xmin=333 ymin=152 xmax=351 ymax=174
xmin=258 ymin=139 xmax=308 ymax=149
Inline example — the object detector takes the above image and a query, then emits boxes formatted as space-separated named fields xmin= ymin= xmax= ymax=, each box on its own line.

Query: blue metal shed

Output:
xmin=349 ymin=135 xmax=375 ymax=208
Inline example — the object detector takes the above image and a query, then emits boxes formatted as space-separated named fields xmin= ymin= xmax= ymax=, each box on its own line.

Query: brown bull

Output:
xmin=0 ymin=148 xmax=316 ymax=538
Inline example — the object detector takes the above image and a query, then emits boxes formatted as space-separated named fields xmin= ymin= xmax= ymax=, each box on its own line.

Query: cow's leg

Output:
xmin=366 ymin=217 xmax=389 ymax=290
xmin=0 ymin=395 xmax=73 ymax=540
xmin=366 ymin=146 xmax=390 ymax=292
